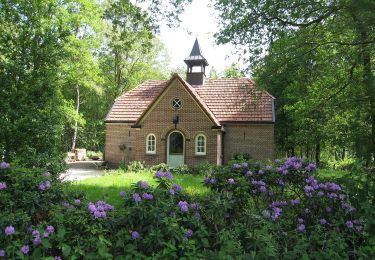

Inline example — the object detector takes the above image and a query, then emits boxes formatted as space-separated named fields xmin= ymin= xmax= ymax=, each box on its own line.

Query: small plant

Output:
xmin=150 ymin=163 xmax=170 ymax=172
xmin=171 ymin=164 xmax=190 ymax=175
xmin=127 ymin=161 xmax=146 ymax=173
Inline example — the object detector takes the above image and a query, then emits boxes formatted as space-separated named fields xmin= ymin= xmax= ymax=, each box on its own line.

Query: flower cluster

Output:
xmin=183 ymin=229 xmax=193 ymax=240
xmin=38 ymin=181 xmax=51 ymax=191
xmin=178 ymin=201 xmax=189 ymax=213
xmin=131 ymin=231 xmax=140 ymax=240
xmin=154 ymin=170 xmax=173 ymax=180
xmin=169 ymin=183 xmax=183 ymax=195
xmin=88 ymin=201 xmax=114 ymax=219
xmin=133 ymin=193 xmax=141 ymax=203
xmin=203 ymin=176 xmax=217 ymax=186
xmin=5 ymin=226 xmax=15 ymax=236
xmin=142 ymin=192 xmax=154 ymax=200
xmin=63 ymin=202 xmax=75 ymax=209
xmin=251 ymin=180 xmax=267 ymax=193
xmin=0 ymin=182 xmax=6 ymax=190
xmin=138 ymin=181 xmax=149 ymax=189
xmin=0 ymin=162 xmax=10 ymax=169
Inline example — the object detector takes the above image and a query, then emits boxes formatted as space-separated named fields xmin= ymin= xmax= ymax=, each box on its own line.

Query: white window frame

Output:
xmin=195 ymin=134 xmax=206 ymax=155
xmin=146 ymin=134 xmax=156 ymax=154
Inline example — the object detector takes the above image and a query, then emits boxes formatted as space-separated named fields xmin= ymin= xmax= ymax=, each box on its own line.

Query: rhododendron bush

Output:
xmin=0 ymin=158 xmax=373 ymax=259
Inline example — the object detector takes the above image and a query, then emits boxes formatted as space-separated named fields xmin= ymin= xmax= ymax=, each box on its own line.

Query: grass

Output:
xmin=65 ymin=170 xmax=209 ymax=208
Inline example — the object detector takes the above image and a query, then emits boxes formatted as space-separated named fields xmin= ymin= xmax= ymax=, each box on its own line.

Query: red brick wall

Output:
xmin=223 ymin=124 xmax=274 ymax=163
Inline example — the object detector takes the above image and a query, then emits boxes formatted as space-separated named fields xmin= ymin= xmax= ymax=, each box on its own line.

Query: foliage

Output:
xmin=212 ymin=0 xmax=375 ymax=162
xmin=1 ymin=159 xmax=373 ymax=258
xmin=86 ymin=151 xmax=103 ymax=160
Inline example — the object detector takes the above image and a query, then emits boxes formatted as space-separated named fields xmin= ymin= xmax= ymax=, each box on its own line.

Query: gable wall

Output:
xmin=104 ymin=123 xmax=135 ymax=166
xmin=223 ymin=124 xmax=274 ymax=163
xmin=134 ymin=79 xmax=218 ymax=166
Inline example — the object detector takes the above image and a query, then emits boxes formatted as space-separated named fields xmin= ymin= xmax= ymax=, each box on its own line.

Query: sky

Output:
xmin=158 ymin=0 xmax=242 ymax=75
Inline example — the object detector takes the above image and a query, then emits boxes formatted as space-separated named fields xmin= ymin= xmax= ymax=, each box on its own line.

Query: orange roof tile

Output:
xmin=105 ymin=77 xmax=275 ymax=124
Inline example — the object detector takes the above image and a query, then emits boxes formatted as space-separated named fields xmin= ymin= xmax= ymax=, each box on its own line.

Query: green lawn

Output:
xmin=65 ymin=170 xmax=209 ymax=208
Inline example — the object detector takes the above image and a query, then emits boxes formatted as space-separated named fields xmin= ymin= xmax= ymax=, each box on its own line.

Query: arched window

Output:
xmin=195 ymin=134 xmax=206 ymax=155
xmin=146 ymin=134 xmax=156 ymax=154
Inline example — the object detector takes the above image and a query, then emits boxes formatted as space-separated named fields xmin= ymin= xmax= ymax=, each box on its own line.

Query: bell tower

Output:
xmin=184 ymin=38 xmax=208 ymax=86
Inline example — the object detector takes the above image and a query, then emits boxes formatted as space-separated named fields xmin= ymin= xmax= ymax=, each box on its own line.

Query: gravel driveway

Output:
xmin=61 ymin=161 xmax=108 ymax=181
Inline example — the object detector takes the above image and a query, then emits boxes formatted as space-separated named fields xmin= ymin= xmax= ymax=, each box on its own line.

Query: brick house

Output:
xmin=105 ymin=39 xmax=275 ymax=167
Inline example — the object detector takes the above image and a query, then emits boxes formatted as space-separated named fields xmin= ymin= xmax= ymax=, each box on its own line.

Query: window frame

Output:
xmin=195 ymin=134 xmax=206 ymax=155
xmin=171 ymin=97 xmax=183 ymax=110
xmin=146 ymin=133 xmax=156 ymax=154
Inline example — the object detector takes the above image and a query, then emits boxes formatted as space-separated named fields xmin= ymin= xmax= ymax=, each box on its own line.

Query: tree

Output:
xmin=212 ymin=0 xmax=375 ymax=161
xmin=0 ymin=0 xmax=74 ymax=165
xmin=223 ymin=63 xmax=245 ymax=78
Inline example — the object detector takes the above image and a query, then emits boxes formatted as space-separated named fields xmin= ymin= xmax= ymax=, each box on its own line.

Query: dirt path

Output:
xmin=61 ymin=161 xmax=108 ymax=181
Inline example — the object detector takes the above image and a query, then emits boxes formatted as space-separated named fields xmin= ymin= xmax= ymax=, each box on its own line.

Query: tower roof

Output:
xmin=184 ymin=38 xmax=209 ymax=66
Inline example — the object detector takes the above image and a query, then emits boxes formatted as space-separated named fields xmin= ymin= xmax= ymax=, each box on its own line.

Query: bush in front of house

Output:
xmin=0 ymin=158 xmax=373 ymax=258
xmin=202 ymin=157 xmax=370 ymax=258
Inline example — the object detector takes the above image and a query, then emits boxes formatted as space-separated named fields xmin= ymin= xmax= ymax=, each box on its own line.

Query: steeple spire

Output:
xmin=184 ymin=38 xmax=208 ymax=86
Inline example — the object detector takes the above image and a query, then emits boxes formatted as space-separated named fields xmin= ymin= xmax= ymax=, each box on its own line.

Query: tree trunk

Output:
xmin=71 ymin=86 xmax=80 ymax=151
xmin=315 ymin=143 xmax=321 ymax=166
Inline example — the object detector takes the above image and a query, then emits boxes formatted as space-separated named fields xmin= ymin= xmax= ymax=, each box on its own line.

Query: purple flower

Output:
xmin=142 ymin=193 xmax=154 ymax=200
xmin=259 ymin=186 xmax=267 ymax=193
xmin=155 ymin=171 xmax=164 ymax=178
xmin=305 ymin=163 xmax=317 ymax=172
xmin=204 ymin=176 xmax=210 ymax=184
xmin=32 ymin=230 xmax=40 ymax=237
xmin=241 ymin=162 xmax=248 ymax=168
xmin=131 ymin=231 xmax=140 ymax=240
xmin=245 ymin=171 xmax=253 ymax=177
xmin=232 ymin=163 xmax=241 ymax=169
xmin=266 ymin=165 xmax=272 ymax=170
xmin=191 ymin=203 xmax=198 ymax=210
xmin=339 ymin=194 xmax=346 ymax=200
xmin=0 ymin=249 xmax=5 ymax=257
xmin=275 ymin=159 xmax=281 ymax=163
xmin=277 ymin=179 xmax=285 ymax=186
xmin=164 ymin=171 xmax=173 ymax=180
xmin=304 ymin=185 xmax=314 ymax=193
xmin=33 ymin=236 xmax=42 ymax=246
xmin=88 ymin=203 xmax=96 ymax=212
xmin=282 ymin=169 xmax=289 ymax=175
xmin=43 ymin=232 xmax=49 ymax=238
xmin=133 ymin=193 xmax=142 ymax=203
xmin=317 ymin=191 xmax=324 ymax=197
xmin=325 ymin=207 xmax=332 ymax=213
xmin=88 ymin=201 xmax=113 ymax=218
xmin=258 ymin=170 xmax=264 ymax=175
xmin=119 ymin=191 xmax=126 ymax=197
xmin=138 ymin=181 xmax=149 ymax=189
xmin=0 ymin=182 xmax=6 ymax=190
xmin=74 ymin=199 xmax=81 ymax=205
xmin=290 ymin=199 xmax=300 ymax=205
xmin=297 ymin=218 xmax=304 ymax=224
xmin=194 ymin=212 xmax=201 ymax=220
xmin=227 ymin=178 xmax=235 ymax=185
xmin=185 ymin=229 xmax=193 ymax=238
xmin=94 ymin=211 xmax=102 ymax=218
xmin=20 ymin=245 xmax=29 ymax=255
xmin=46 ymin=225 xmax=55 ymax=233
xmin=5 ymin=226 xmax=15 ymax=236
xmin=0 ymin=162 xmax=10 ymax=169
xmin=172 ymin=183 xmax=183 ymax=191
xmin=178 ymin=201 xmax=189 ymax=213
xmin=169 ymin=189 xmax=175 ymax=195
xmin=319 ymin=219 xmax=327 ymax=225
xmin=55 ymin=256 xmax=62 ymax=260
xmin=297 ymin=224 xmax=305 ymax=232
xmin=209 ymin=178 xmax=217 ymax=184
xmin=346 ymin=220 xmax=354 ymax=229
xmin=44 ymin=171 xmax=51 ymax=177
xmin=38 ymin=184 xmax=46 ymax=190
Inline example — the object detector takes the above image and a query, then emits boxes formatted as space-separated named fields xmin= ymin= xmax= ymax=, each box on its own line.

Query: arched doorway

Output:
xmin=167 ymin=131 xmax=184 ymax=168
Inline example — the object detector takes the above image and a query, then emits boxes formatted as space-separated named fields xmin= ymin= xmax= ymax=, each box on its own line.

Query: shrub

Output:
xmin=86 ymin=151 xmax=103 ymax=160
xmin=170 ymin=164 xmax=190 ymax=175
xmin=150 ymin=163 xmax=170 ymax=172
xmin=127 ymin=161 xmax=146 ymax=173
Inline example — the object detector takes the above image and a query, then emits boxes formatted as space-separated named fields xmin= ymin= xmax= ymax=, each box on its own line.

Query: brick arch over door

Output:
xmin=161 ymin=127 xmax=191 ymax=141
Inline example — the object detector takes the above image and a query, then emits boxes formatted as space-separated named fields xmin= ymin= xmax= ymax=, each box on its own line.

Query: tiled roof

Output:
xmin=195 ymin=78 xmax=274 ymax=122
xmin=105 ymin=77 xmax=275 ymax=124
xmin=105 ymin=80 xmax=167 ymax=122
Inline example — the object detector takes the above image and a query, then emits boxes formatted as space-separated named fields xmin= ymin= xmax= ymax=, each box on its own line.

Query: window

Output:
xmin=146 ymin=134 xmax=156 ymax=154
xmin=171 ymin=98 xmax=182 ymax=109
xmin=195 ymin=134 xmax=206 ymax=155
